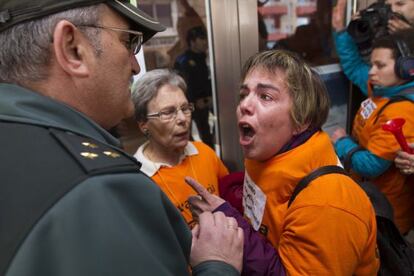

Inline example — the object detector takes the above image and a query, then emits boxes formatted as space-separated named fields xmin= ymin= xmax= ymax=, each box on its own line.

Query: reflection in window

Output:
xmin=258 ymin=0 xmax=338 ymax=66
xmin=139 ymin=3 xmax=173 ymax=28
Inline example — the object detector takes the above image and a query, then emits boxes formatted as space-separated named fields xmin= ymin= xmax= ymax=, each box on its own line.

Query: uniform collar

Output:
xmin=134 ymin=141 xmax=199 ymax=177
xmin=0 ymin=83 xmax=120 ymax=146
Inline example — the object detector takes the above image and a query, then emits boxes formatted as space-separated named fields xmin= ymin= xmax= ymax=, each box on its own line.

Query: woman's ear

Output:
xmin=52 ymin=20 xmax=91 ymax=77
xmin=138 ymin=121 xmax=150 ymax=136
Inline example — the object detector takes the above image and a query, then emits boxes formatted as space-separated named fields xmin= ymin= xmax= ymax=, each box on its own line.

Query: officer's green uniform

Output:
xmin=0 ymin=84 xmax=238 ymax=276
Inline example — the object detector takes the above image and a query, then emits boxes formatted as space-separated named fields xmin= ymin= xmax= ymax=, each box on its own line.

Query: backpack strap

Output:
xmin=288 ymin=165 xmax=348 ymax=207
xmin=373 ymin=87 xmax=414 ymax=124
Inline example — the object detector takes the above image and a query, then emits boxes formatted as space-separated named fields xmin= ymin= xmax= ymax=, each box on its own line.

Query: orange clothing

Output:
xmin=245 ymin=132 xmax=379 ymax=275
xmin=352 ymin=97 xmax=414 ymax=233
xmin=136 ymin=141 xmax=228 ymax=226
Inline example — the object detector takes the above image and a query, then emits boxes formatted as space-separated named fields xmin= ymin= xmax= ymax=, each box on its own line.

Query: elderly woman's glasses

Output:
xmin=147 ymin=103 xmax=195 ymax=121
xmin=77 ymin=24 xmax=143 ymax=55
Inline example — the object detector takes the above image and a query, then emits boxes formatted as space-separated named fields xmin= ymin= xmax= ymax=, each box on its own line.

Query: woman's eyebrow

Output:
xmin=257 ymin=83 xmax=279 ymax=92
xmin=239 ymin=83 xmax=279 ymax=91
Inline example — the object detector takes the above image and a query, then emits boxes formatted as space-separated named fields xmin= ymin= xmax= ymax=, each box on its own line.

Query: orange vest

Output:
xmin=152 ymin=142 xmax=228 ymax=227
xmin=352 ymin=96 xmax=414 ymax=233
xmin=245 ymin=132 xmax=379 ymax=275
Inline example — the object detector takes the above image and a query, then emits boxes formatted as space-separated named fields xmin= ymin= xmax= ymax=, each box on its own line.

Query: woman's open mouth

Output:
xmin=239 ymin=122 xmax=255 ymax=146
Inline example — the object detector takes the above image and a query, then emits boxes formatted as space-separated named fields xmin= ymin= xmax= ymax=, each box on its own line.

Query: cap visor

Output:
xmin=107 ymin=0 xmax=165 ymax=42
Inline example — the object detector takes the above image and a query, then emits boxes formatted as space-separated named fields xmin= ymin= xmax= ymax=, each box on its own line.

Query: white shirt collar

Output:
xmin=133 ymin=141 xmax=199 ymax=177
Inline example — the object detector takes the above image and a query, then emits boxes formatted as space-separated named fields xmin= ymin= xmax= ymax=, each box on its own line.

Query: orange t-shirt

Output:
xmin=352 ymin=97 xmax=414 ymax=233
xmin=245 ymin=132 xmax=379 ymax=275
xmin=144 ymin=142 xmax=228 ymax=226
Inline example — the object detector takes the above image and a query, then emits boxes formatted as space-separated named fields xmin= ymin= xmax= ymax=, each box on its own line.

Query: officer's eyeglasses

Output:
xmin=147 ymin=103 xmax=195 ymax=121
xmin=77 ymin=24 xmax=143 ymax=55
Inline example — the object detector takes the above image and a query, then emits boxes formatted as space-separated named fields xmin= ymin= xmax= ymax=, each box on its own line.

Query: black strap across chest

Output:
xmin=288 ymin=165 xmax=348 ymax=207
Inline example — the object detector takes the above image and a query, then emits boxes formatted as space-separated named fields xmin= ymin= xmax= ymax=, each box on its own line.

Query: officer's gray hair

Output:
xmin=0 ymin=4 xmax=103 ymax=85
xmin=132 ymin=69 xmax=187 ymax=122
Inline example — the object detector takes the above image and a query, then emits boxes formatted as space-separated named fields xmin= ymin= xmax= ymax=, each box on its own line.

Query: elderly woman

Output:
xmin=187 ymin=50 xmax=379 ymax=275
xmin=131 ymin=69 xmax=228 ymax=226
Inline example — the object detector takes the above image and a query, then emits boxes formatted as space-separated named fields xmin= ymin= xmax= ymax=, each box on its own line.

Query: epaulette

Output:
xmin=50 ymin=129 xmax=141 ymax=174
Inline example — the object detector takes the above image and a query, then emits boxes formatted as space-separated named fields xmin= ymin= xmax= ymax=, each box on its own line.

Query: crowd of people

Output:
xmin=332 ymin=0 xmax=414 ymax=234
xmin=0 ymin=1 xmax=241 ymax=275
xmin=1 ymin=0 xmax=414 ymax=275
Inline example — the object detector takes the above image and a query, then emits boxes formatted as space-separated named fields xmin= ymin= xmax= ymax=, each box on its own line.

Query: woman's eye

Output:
xmin=239 ymin=92 xmax=247 ymax=101
xmin=161 ymin=108 xmax=175 ymax=116
xmin=260 ymin=94 xmax=272 ymax=101
xmin=377 ymin=63 xmax=385 ymax=69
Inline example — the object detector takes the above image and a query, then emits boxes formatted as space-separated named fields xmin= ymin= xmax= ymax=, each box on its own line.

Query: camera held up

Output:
xmin=347 ymin=0 xmax=408 ymax=57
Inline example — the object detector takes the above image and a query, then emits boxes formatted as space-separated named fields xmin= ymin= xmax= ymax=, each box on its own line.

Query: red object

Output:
xmin=382 ymin=118 xmax=414 ymax=154
xmin=219 ymin=172 xmax=244 ymax=213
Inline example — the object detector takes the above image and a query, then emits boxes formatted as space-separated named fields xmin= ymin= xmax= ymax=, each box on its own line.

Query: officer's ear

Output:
xmin=52 ymin=20 xmax=92 ymax=78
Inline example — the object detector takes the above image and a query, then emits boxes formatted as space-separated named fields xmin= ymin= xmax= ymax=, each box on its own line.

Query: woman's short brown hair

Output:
xmin=240 ymin=50 xmax=330 ymax=130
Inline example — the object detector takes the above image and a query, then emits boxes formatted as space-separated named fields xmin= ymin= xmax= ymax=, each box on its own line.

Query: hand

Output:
xmin=190 ymin=211 xmax=244 ymax=273
xmin=186 ymin=176 xmax=225 ymax=220
xmin=395 ymin=144 xmax=414 ymax=175
xmin=331 ymin=127 xmax=347 ymax=143
xmin=332 ymin=0 xmax=347 ymax=32
xmin=388 ymin=16 xmax=412 ymax=34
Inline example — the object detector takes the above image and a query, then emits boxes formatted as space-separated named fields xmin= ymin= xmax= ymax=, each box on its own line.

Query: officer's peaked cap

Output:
xmin=0 ymin=0 xmax=165 ymax=42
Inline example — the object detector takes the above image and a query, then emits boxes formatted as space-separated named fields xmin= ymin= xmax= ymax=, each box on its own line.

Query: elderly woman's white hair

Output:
xmin=131 ymin=69 xmax=187 ymax=122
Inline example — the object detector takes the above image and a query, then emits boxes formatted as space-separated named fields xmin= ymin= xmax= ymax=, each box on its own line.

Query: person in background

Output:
xmin=167 ymin=0 xmax=204 ymax=66
xmin=187 ymin=50 xmax=379 ymax=275
xmin=131 ymin=69 xmax=228 ymax=227
xmin=174 ymin=26 xmax=214 ymax=148
xmin=395 ymin=144 xmax=414 ymax=175
xmin=332 ymin=0 xmax=414 ymax=234
xmin=387 ymin=0 xmax=414 ymax=32
xmin=0 ymin=0 xmax=243 ymax=275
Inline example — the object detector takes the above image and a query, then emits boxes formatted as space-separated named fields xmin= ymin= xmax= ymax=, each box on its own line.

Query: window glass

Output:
xmin=258 ymin=0 xmax=338 ymax=66
xmin=156 ymin=4 xmax=173 ymax=27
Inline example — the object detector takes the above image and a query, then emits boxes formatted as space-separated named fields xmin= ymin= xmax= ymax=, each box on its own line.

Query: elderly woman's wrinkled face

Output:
xmin=142 ymin=84 xmax=191 ymax=152
xmin=237 ymin=67 xmax=297 ymax=162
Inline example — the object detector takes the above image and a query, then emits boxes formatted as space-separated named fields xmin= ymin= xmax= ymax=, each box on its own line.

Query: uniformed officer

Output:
xmin=174 ymin=26 xmax=214 ymax=148
xmin=0 ymin=1 xmax=243 ymax=275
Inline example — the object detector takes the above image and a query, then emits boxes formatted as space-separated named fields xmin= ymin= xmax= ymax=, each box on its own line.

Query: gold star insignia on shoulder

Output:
xmin=82 ymin=142 xmax=98 ymax=148
xmin=103 ymin=151 xmax=121 ymax=158
xmin=188 ymin=60 xmax=196 ymax=66
xmin=80 ymin=152 xmax=99 ymax=159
